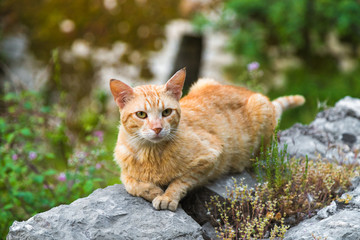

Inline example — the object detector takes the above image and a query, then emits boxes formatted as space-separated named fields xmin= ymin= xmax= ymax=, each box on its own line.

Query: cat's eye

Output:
xmin=162 ymin=108 xmax=172 ymax=117
xmin=136 ymin=111 xmax=147 ymax=119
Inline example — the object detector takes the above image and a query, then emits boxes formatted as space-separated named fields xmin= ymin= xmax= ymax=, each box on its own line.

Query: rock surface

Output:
xmin=7 ymin=171 xmax=256 ymax=240
xmin=7 ymin=185 xmax=203 ymax=240
xmin=279 ymin=96 xmax=360 ymax=163
xmin=206 ymin=171 xmax=257 ymax=198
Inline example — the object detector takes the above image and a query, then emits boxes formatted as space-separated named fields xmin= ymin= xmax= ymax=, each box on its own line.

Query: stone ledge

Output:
xmin=7 ymin=185 xmax=203 ymax=240
xmin=279 ymin=96 xmax=360 ymax=163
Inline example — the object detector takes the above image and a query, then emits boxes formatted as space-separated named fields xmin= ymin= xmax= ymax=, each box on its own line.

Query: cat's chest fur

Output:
xmin=115 ymin=142 xmax=188 ymax=186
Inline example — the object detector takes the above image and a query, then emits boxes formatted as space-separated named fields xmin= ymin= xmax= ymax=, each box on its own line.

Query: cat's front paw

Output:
xmin=142 ymin=185 xmax=164 ymax=202
xmin=124 ymin=181 xmax=164 ymax=202
xmin=152 ymin=195 xmax=179 ymax=212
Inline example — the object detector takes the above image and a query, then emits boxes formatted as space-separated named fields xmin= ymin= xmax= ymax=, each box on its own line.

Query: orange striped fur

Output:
xmin=272 ymin=95 xmax=305 ymax=122
xmin=110 ymin=68 xmax=305 ymax=211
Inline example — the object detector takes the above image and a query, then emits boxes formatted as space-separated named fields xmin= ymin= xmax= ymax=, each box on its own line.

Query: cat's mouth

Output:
xmin=147 ymin=135 xmax=166 ymax=143
xmin=140 ymin=129 xmax=171 ymax=143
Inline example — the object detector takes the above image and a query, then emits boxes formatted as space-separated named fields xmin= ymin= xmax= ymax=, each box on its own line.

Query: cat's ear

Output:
xmin=165 ymin=68 xmax=186 ymax=101
xmin=109 ymin=79 xmax=134 ymax=109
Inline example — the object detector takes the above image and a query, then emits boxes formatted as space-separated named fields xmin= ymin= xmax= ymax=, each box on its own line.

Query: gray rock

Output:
xmin=206 ymin=171 xmax=257 ymax=198
xmin=279 ymin=96 xmax=360 ymax=164
xmin=201 ymin=222 xmax=218 ymax=240
xmin=7 ymin=184 xmax=203 ymax=240
xmin=317 ymin=201 xmax=337 ymax=219
xmin=335 ymin=96 xmax=360 ymax=118
xmin=284 ymin=209 xmax=360 ymax=240
xmin=340 ymin=178 xmax=360 ymax=208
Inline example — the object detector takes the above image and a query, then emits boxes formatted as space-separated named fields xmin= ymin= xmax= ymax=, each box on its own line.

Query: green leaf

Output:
xmin=20 ymin=128 xmax=32 ymax=137
xmin=24 ymin=101 xmax=32 ymax=110
xmin=6 ymin=133 xmax=15 ymax=143
xmin=88 ymin=166 xmax=95 ymax=174
xmin=0 ymin=118 xmax=6 ymax=132
xmin=93 ymin=178 xmax=103 ymax=182
xmin=83 ymin=181 xmax=94 ymax=193
xmin=45 ymin=153 xmax=55 ymax=159
xmin=37 ymin=117 xmax=45 ymax=124
xmin=3 ymin=203 xmax=14 ymax=210
xmin=33 ymin=175 xmax=44 ymax=184
xmin=43 ymin=169 xmax=57 ymax=176
xmin=16 ymin=191 xmax=34 ymax=204
xmin=40 ymin=106 xmax=51 ymax=113
xmin=4 ymin=92 xmax=17 ymax=101
xmin=8 ymin=106 xmax=16 ymax=113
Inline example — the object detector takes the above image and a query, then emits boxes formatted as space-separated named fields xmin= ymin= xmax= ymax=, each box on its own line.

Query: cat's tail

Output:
xmin=272 ymin=95 xmax=305 ymax=122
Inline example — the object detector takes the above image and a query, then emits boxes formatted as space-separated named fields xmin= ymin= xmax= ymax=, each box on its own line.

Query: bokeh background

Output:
xmin=1 ymin=0 xmax=360 ymax=236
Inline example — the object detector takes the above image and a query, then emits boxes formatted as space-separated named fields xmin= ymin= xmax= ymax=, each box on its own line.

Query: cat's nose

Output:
xmin=152 ymin=128 xmax=162 ymax=135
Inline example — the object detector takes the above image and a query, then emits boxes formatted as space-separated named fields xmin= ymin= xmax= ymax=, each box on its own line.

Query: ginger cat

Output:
xmin=110 ymin=68 xmax=304 ymax=211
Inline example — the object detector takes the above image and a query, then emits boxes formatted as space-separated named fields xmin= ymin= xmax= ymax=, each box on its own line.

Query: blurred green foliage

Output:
xmin=194 ymin=0 xmax=360 ymax=128
xmin=0 ymin=90 xmax=119 ymax=238
xmin=216 ymin=0 xmax=360 ymax=61
xmin=0 ymin=0 xmax=181 ymax=126
xmin=273 ymin=64 xmax=360 ymax=128
xmin=0 ymin=0 xmax=180 ymax=64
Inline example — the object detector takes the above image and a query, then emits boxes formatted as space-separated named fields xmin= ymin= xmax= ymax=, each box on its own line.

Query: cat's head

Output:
xmin=110 ymin=68 xmax=186 ymax=144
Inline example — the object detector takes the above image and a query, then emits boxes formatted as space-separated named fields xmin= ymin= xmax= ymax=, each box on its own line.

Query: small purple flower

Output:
xmin=28 ymin=151 xmax=37 ymax=160
xmin=12 ymin=154 xmax=18 ymax=161
xmin=247 ymin=61 xmax=260 ymax=72
xmin=57 ymin=172 xmax=66 ymax=182
xmin=93 ymin=130 xmax=104 ymax=143
xmin=95 ymin=163 xmax=102 ymax=169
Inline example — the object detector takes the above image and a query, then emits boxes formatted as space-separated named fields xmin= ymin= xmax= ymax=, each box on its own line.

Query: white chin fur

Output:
xmin=141 ymin=131 xmax=168 ymax=143
xmin=148 ymin=137 xmax=165 ymax=143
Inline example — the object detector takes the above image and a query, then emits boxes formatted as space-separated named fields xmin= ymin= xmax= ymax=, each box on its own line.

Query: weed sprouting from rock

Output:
xmin=207 ymin=132 xmax=359 ymax=239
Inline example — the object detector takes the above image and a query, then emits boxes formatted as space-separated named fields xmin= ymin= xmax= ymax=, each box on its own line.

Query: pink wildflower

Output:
xmin=93 ymin=130 xmax=104 ymax=143
xmin=28 ymin=151 xmax=37 ymax=160
xmin=95 ymin=163 xmax=102 ymax=169
xmin=57 ymin=172 xmax=66 ymax=182
xmin=247 ymin=61 xmax=260 ymax=71
xmin=12 ymin=154 xmax=18 ymax=161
